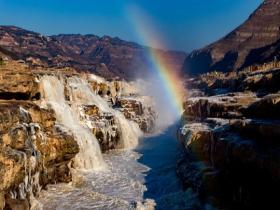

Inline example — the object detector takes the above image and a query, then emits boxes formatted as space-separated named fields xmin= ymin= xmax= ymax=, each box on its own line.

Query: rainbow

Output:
xmin=127 ymin=6 xmax=186 ymax=117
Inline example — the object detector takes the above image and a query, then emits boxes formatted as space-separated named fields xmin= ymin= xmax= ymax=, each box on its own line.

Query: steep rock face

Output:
xmin=0 ymin=26 xmax=187 ymax=80
xmin=178 ymin=120 xmax=280 ymax=209
xmin=190 ymin=66 xmax=280 ymax=94
xmin=183 ymin=0 xmax=280 ymax=75
xmin=178 ymin=71 xmax=280 ymax=209
xmin=244 ymin=38 xmax=280 ymax=66
xmin=79 ymin=105 xmax=122 ymax=152
xmin=0 ymin=65 xmax=81 ymax=208
xmin=0 ymin=101 xmax=79 ymax=210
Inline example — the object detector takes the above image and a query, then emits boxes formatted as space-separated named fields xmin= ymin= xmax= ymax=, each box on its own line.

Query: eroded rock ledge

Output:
xmin=0 ymin=61 xmax=157 ymax=209
xmin=178 ymin=68 xmax=280 ymax=209
xmin=0 ymin=101 xmax=79 ymax=209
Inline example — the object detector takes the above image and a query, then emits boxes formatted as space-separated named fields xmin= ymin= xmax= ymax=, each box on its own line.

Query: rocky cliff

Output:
xmin=0 ymin=26 xmax=186 ymax=80
xmin=177 ymin=65 xmax=280 ymax=209
xmin=183 ymin=0 xmax=280 ymax=75
xmin=0 ymin=60 xmax=156 ymax=209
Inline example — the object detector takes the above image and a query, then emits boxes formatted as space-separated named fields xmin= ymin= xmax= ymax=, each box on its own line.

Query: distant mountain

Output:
xmin=0 ymin=26 xmax=187 ymax=80
xmin=52 ymin=34 xmax=187 ymax=79
xmin=183 ymin=0 xmax=280 ymax=75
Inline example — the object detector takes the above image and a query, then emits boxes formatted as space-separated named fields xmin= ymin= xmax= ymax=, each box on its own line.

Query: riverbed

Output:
xmin=39 ymin=124 xmax=191 ymax=210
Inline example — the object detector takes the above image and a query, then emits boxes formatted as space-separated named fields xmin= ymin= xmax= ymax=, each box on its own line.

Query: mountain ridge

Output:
xmin=183 ymin=0 xmax=280 ymax=75
xmin=0 ymin=25 xmax=187 ymax=80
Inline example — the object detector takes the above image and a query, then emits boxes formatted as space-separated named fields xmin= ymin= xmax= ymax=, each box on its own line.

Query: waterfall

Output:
xmin=66 ymin=76 xmax=142 ymax=149
xmin=114 ymin=111 xmax=142 ymax=148
xmin=40 ymin=74 xmax=142 ymax=170
xmin=66 ymin=77 xmax=112 ymax=113
xmin=40 ymin=75 xmax=105 ymax=170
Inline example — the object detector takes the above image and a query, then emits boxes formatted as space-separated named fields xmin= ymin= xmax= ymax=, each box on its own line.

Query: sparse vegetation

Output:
xmin=242 ymin=60 xmax=280 ymax=72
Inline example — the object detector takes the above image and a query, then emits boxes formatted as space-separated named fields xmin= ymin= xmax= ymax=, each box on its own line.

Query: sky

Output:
xmin=0 ymin=0 xmax=262 ymax=52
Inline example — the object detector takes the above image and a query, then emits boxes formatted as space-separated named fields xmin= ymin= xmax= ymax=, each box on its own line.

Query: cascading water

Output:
xmin=40 ymin=75 xmax=105 ymax=170
xmin=38 ymin=75 xmax=168 ymax=210
xmin=114 ymin=111 xmax=142 ymax=148
xmin=66 ymin=76 xmax=142 ymax=149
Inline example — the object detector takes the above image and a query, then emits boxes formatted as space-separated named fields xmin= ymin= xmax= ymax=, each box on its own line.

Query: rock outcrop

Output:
xmin=183 ymin=0 xmax=280 ymax=75
xmin=178 ymin=69 xmax=280 ymax=209
xmin=116 ymin=97 xmax=156 ymax=133
xmin=0 ymin=101 xmax=79 ymax=209
xmin=189 ymin=65 xmax=280 ymax=95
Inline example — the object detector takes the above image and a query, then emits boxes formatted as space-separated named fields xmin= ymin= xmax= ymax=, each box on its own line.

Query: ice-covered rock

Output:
xmin=0 ymin=61 xmax=157 ymax=209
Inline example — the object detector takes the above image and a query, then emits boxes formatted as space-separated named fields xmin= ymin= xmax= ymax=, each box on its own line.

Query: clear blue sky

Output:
xmin=0 ymin=0 xmax=262 ymax=52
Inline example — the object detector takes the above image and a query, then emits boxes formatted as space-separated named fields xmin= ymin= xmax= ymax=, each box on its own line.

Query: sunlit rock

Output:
xmin=0 ymin=101 xmax=79 ymax=209
xmin=0 ymin=60 xmax=157 ymax=208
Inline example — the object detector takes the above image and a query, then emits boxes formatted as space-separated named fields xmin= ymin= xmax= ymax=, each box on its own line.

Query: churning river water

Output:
xmin=39 ymin=124 xmax=186 ymax=210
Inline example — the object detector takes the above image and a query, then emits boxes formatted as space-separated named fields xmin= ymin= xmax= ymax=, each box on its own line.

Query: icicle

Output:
xmin=19 ymin=107 xmax=30 ymax=122
xmin=40 ymin=75 xmax=106 ymax=170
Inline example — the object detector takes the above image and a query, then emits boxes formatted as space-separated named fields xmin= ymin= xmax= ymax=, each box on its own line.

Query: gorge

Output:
xmin=0 ymin=60 xmax=184 ymax=210
xmin=1 ymin=0 xmax=280 ymax=209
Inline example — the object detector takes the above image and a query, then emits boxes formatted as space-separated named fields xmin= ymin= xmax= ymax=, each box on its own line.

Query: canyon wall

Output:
xmin=177 ymin=66 xmax=280 ymax=209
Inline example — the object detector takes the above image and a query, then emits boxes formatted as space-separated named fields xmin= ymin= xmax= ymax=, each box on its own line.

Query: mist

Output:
xmin=134 ymin=76 xmax=181 ymax=132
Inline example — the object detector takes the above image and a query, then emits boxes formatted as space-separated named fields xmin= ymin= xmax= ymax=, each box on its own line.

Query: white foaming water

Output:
xmin=39 ymin=151 xmax=155 ymax=210
xmin=39 ymin=75 xmax=154 ymax=209
xmin=114 ymin=111 xmax=142 ymax=149
xmin=40 ymin=75 xmax=105 ymax=170
xmin=66 ymin=76 xmax=142 ymax=149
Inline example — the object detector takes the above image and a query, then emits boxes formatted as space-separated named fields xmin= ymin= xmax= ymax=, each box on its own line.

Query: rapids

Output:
xmin=38 ymin=75 xmax=187 ymax=210
xmin=38 ymin=125 xmax=190 ymax=210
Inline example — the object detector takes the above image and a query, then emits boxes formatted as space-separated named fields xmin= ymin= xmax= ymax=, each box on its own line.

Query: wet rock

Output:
xmin=179 ymin=123 xmax=212 ymax=160
xmin=0 ymin=61 xmax=157 ymax=209
xmin=116 ymin=98 xmax=156 ymax=133
xmin=130 ymin=199 xmax=156 ymax=210
xmin=0 ymin=101 xmax=79 ymax=209
xmin=80 ymin=106 xmax=122 ymax=152
xmin=83 ymin=104 xmax=100 ymax=117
